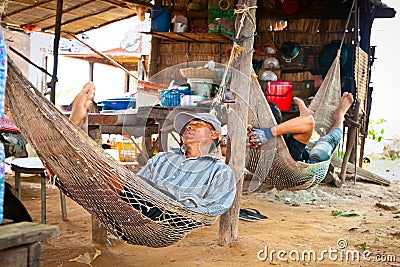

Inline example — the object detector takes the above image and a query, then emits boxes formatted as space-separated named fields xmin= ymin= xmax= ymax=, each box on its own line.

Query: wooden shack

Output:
xmin=1 ymin=0 xmax=396 ymax=248
xmin=2 ymin=0 xmax=396 ymax=171
xmin=144 ymin=0 xmax=395 ymax=166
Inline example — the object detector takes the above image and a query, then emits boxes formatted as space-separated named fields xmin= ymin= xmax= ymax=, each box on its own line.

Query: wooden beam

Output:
xmin=340 ymin=100 xmax=361 ymax=182
xmin=49 ymin=0 xmax=64 ymax=104
xmin=258 ymin=6 xmax=352 ymax=20
xmin=100 ymin=0 xmax=153 ymax=9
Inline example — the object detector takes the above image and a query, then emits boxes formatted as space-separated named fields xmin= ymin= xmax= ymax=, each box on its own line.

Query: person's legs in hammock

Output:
xmin=248 ymin=97 xmax=315 ymax=160
xmin=309 ymin=92 xmax=354 ymax=163
xmin=248 ymin=93 xmax=354 ymax=162
xmin=272 ymin=97 xmax=315 ymax=144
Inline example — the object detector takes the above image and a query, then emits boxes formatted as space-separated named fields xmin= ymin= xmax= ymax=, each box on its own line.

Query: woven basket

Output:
xmin=180 ymin=68 xmax=218 ymax=79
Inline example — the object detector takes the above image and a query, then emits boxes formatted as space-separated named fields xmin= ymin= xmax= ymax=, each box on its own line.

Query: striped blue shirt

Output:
xmin=137 ymin=148 xmax=236 ymax=216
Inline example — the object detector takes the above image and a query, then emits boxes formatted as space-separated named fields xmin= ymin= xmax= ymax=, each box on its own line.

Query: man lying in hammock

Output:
xmin=70 ymin=82 xmax=236 ymax=218
xmin=248 ymin=92 xmax=354 ymax=163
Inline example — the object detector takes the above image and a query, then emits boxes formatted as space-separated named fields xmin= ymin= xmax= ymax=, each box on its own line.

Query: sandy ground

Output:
xmin=5 ymin=167 xmax=400 ymax=267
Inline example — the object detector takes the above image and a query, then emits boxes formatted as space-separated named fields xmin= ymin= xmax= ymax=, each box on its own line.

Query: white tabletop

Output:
xmin=10 ymin=157 xmax=45 ymax=169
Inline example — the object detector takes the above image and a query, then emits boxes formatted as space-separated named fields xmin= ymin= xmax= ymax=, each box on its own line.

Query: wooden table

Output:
xmin=0 ymin=222 xmax=59 ymax=267
xmin=70 ymin=106 xmax=210 ymax=158
xmin=136 ymin=105 xmax=210 ymax=153
xmin=64 ymin=111 xmax=159 ymax=159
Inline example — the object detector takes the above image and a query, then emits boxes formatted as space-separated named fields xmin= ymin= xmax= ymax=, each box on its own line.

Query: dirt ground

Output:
xmin=5 ymin=166 xmax=400 ymax=267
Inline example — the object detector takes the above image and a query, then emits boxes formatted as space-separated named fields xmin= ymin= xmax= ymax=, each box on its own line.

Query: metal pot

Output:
xmin=280 ymin=41 xmax=300 ymax=61
xmin=173 ymin=23 xmax=187 ymax=32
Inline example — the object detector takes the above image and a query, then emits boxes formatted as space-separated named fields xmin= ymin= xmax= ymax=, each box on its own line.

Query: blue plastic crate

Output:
xmin=98 ymin=97 xmax=136 ymax=111
xmin=160 ymin=89 xmax=193 ymax=106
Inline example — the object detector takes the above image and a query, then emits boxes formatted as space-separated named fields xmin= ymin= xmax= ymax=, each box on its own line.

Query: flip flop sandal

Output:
xmin=241 ymin=208 xmax=268 ymax=220
xmin=239 ymin=209 xmax=256 ymax=222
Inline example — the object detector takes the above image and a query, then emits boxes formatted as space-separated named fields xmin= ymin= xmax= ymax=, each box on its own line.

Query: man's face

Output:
xmin=181 ymin=119 xmax=218 ymax=147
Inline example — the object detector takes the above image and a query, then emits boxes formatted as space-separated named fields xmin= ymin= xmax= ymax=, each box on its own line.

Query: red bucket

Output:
xmin=266 ymin=81 xmax=293 ymax=111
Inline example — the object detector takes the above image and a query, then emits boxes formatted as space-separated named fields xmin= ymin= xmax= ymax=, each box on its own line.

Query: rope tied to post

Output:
xmin=210 ymin=4 xmax=257 ymax=119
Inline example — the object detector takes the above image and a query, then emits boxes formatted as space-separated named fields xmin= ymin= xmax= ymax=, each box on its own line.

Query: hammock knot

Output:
xmin=234 ymin=4 xmax=257 ymax=39
xmin=234 ymin=4 xmax=257 ymax=15
xmin=232 ymin=33 xmax=257 ymax=45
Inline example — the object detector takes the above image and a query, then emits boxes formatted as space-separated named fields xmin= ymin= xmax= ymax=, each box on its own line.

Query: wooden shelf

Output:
xmin=146 ymin=32 xmax=232 ymax=43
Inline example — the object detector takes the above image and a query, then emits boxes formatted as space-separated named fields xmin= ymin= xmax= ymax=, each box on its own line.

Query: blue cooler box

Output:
xmin=98 ymin=98 xmax=136 ymax=111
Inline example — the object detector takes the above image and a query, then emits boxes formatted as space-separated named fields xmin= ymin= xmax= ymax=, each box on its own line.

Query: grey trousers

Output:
xmin=309 ymin=128 xmax=342 ymax=163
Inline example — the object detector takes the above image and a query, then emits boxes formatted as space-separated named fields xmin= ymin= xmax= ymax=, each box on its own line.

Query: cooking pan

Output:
xmin=280 ymin=41 xmax=300 ymax=61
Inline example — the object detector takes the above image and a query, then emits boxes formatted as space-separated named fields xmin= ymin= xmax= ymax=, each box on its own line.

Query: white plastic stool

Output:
xmin=11 ymin=157 xmax=67 ymax=224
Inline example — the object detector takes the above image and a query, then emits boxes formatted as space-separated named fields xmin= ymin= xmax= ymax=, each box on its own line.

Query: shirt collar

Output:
xmin=174 ymin=147 xmax=219 ymax=160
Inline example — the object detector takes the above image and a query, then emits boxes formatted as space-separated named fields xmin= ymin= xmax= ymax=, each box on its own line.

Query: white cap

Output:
xmin=174 ymin=112 xmax=221 ymax=136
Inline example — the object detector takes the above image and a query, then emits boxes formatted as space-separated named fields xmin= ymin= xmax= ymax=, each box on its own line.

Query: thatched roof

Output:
xmin=1 ymin=0 xmax=395 ymax=38
xmin=1 ymin=0 xmax=153 ymax=37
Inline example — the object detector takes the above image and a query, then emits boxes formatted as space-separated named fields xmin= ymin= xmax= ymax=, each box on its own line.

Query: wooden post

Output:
xmin=82 ymin=115 xmax=108 ymax=246
xmin=219 ymin=0 xmax=257 ymax=246
xmin=340 ymin=100 xmax=360 ymax=182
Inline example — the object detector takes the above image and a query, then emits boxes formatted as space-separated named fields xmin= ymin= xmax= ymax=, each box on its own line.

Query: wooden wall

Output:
xmin=149 ymin=0 xmax=358 ymax=102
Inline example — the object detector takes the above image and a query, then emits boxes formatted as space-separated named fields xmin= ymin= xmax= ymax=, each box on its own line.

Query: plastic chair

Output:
xmin=11 ymin=157 xmax=67 ymax=224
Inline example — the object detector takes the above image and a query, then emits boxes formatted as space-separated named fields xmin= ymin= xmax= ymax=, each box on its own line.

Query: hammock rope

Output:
xmin=4 ymin=5 xmax=257 ymax=248
xmin=246 ymin=53 xmax=342 ymax=192
xmin=244 ymin=1 xmax=356 ymax=191
xmin=4 ymin=1 xmax=353 ymax=248
xmin=6 ymin=59 xmax=215 ymax=248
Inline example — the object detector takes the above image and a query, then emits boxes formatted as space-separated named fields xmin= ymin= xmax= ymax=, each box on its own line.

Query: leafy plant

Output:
xmin=367 ymin=118 xmax=387 ymax=142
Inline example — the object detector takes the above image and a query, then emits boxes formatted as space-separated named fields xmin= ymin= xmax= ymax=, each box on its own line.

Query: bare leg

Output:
xmin=69 ymin=82 xmax=95 ymax=128
xmin=309 ymin=92 xmax=354 ymax=163
xmin=294 ymin=96 xmax=314 ymax=117
xmin=271 ymin=97 xmax=315 ymax=144
xmin=331 ymin=92 xmax=354 ymax=129
xmin=69 ymin=83 xmax=122 ymax=191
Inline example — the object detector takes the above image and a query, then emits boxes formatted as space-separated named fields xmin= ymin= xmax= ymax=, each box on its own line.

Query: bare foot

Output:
xmin=332 ymin=92 xmax=354 ymax=128
xmin=69 ymin=82 xmax=95 ymax=127
xmin=294 ymin=97 xmax=314 ymax=117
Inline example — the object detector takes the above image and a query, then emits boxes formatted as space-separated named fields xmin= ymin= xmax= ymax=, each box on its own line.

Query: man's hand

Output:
xmin=247 ymin=125 xmax=269 ymax=148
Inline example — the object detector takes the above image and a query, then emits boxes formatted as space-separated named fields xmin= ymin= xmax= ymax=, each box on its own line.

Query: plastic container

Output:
xmin=187 ymin=78 xmax=213 ymax=98
xmin=280 ymin=0 xmax=300 ymax=15
xmin=98 ymin=98 xmax=136 ymax=111
xmin=181 ymin=95 xmax=207 ymax=107
xmin=172 ymin=14 xmax=188 ymax=32
xmin=117 ymin=140 xmax=138 ymax=162
xmin=266 ymin=81 xmax=293 ymax=111
xmin=160 ymin=89 xmax=193 ymax=107
xmin=151 ymin=7 xmax=172 ymax=32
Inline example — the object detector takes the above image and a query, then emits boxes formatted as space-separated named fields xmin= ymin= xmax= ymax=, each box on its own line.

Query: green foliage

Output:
xmin=331 ymin=209 xmax=360 ymax=217
xmin=367 ymin=118 xmax=387 ymax=142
